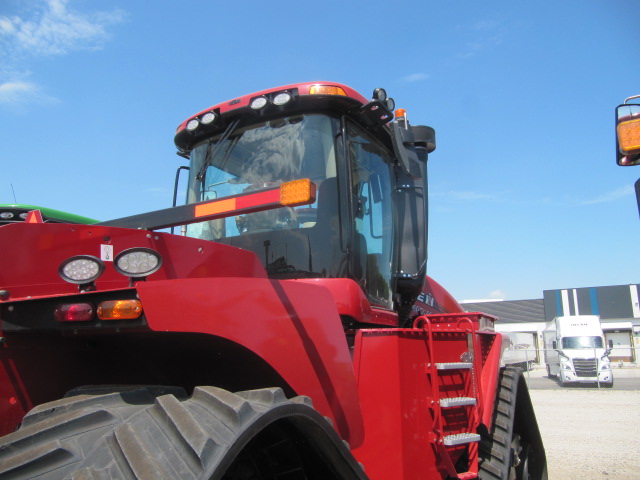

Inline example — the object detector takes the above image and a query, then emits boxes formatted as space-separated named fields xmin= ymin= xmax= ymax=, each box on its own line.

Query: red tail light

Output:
xmin=54 ymin=303 xmax=95 ymax=322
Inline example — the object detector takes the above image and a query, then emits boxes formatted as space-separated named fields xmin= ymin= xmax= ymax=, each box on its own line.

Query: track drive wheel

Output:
xmin=0 ymin=386 xmax=367 ymax=480
xmin=478 ymin=367 xmax=547 ymax=480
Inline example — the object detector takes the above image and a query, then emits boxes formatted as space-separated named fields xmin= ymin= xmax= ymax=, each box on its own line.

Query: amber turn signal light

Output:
xmin=617 ymin=116 xmax=640 ymax=155
xmin=280 ymin=179 xmax=316 ymax=206
xmin=97 ymin=300 xmax=142 ymax=320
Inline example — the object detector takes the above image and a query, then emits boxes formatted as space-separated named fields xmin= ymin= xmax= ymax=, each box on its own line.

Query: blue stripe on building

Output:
xmin=589 ymin=287 xmax=599 ymax=315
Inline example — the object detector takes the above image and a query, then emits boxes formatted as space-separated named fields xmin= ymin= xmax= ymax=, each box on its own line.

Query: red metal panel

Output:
xmin=293 ymin=278 xmax=398 ymax=326
xmin=477 ymin=331 xmax=502 ymax=428
xmin=352 ymin=329 xmax=441 ymax=479
xmin=0 ymin=223 xmax=266 ymax=301
xmin=136 ymin=277 xmax=364 ymax=447
xmin=413 ymin=276 xmax=465 ymax=317
xmin=0 ymin=337 xmax=31 ymax=435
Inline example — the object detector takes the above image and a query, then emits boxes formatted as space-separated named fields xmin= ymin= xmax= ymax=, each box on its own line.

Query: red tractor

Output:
xmin=0 ymin=82 xmax=546 ymax=479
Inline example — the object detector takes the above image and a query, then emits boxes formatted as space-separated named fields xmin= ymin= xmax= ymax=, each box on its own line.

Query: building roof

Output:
xmin=460 ymin=299 xmax=545 ymax=324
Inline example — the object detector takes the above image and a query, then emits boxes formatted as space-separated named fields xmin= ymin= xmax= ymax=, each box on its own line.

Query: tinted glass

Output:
xmin=562 ymin=336 xmax=605 ymax=349
xmin=347 ymin=121 xmax=394 ymax=308
xmin=186 ymin=114 xmax=347 ymax=279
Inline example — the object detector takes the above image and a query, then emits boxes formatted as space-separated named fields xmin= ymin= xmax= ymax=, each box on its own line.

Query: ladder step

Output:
xmin=436 ymin=362 xmax=473 ymax=370
xmin=443 ymin=432 xmax=481 ymax=446
xmin=440 ymin=396 xmax=477 ymax=408
xmin=456 ymin=472 xmax=478 ymax=480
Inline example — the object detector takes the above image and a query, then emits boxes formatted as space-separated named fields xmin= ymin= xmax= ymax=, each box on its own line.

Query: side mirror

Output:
xmin=616 ymin=101 xmax=640 ymax=166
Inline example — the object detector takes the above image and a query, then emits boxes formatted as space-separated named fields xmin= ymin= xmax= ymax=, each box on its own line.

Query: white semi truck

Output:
xmin=543 ymin=315 xmax=613 ymax=387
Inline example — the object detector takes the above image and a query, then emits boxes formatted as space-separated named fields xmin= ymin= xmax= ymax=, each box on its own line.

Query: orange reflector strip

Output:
xmin=309 ymin=85 xmax=347 ymax=96
xmin=193 ymin=180 xmax=316 ymax=220
xmin=618 ymin=117 xmax=640 ymax=155
xmin=194 ymin=198 xmax=237 ymax=218
xmin=280 ymin=179 xmax=316 ymax=206
xmin=97 ymin=300 xmax=142 ymax=320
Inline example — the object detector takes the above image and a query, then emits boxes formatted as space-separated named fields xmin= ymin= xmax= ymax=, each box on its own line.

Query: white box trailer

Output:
xmin=543 ymin=315 xmax=613 ymax=386
xmin=500 ymin=331 xmax=537 ymax=369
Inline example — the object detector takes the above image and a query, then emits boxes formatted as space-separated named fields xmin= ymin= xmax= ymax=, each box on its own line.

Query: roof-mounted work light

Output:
xmin=273 ymin=92 xmax=293 ymax=106
xmin=186 ymin=118 xmax=200 ymax=132
xmin=250 ymin=96 xmax=269 ymax=110
xmin=201 ymin=111 xmax=217 ymax=125
xmin=373 ymin=88 xmax=387 ymax=102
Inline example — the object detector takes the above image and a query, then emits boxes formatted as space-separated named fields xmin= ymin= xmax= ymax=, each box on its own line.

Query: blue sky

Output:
xmin=0 ymin=0 xmax=638 ymax=302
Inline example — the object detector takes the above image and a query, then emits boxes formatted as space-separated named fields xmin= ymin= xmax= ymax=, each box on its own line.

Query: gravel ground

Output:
xmin=529 ymin=388 xmax=640 ymax=479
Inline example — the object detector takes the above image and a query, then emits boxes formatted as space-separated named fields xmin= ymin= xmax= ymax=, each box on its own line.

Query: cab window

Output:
xmin=347 ymin=121 xmax=395 ymax=309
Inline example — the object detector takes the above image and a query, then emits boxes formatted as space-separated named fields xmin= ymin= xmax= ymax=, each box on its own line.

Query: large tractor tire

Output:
xmin=478 ymin=367 xmax=547 ymax=480
xmin=0 ymin=386 xmax=368 ymax=480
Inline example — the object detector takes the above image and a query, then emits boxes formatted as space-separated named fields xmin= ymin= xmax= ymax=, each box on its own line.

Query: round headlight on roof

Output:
xmin=186 ymin=119 xmax=200 ymax=131
xmin=59 ymin=255 xmax=105 ymax=284
xmin=386 ymin=97 xmax=396 ymax=111
xmin=114 ymin=248 xmax=162 ymax=278
xmin=201 ymin=111 xmax=216 ymax=125
xmin=0 ymin=212 xmax=14 ymax=219
xmin=373 ymin=88 xmax=387 ymax=102
xmin=273 ymin=92 xmax=292 ymax=106
xmin=250 ymin=96 xmax=268 ymax=110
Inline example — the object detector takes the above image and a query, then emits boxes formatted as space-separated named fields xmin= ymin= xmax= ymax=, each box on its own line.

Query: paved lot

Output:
xmin=526 ymin=367 xmax=640 ymax=479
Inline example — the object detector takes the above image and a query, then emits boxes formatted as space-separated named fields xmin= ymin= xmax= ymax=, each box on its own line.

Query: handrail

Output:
xmin=413 ymin=315 xmax=444 ymax=442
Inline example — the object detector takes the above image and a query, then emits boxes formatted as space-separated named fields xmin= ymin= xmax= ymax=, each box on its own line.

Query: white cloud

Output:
xmin=431 ymin=189 xmax=499 ymax=202
xmin=578 ymin=185 xmax=634 ymax=205
xmin=0 ymin=0 xmax=126 ymax=56
xmin=489 ymin=289 xmax=506 ymax=300
xmin=0 ymin=81 xmax=36 ymax=102
xmin=402 ymin=73 xmax=430 ymax=83
xmin=0 ymin=80 xmax=58 ymax=107
xmin=454 ymin=16 xmax=505 ymax=60
xmin=0 ymin=0 xmax=126 ymax=108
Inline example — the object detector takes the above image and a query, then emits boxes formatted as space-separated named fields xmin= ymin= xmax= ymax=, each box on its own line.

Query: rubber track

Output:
xmin=478 ymin=367 xmax=520 ymax=480
xmin=0 ymin=387 xmax=367 ymax=480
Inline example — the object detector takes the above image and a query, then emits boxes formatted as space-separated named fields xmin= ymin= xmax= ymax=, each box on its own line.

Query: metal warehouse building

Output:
xmin=461 ymin=283 xmax=640 ymax=364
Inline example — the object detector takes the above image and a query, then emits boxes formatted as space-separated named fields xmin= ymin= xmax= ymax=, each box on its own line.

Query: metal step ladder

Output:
xmin=415 ymin=313 xmax=491 ymax=480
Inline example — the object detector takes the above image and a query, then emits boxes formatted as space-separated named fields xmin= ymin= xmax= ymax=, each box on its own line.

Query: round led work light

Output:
xmin=273 ymin=92 xmax=292 ymax=106
xmin=114 ymin=248 xmax=162 ymax=277
xmin=250 ymin=96 xmax=268 ymax=110
xmin=186 ymin=119 xmax=200 ymax=131
xmin=373 ymin=88 xmax=387 ymax=102
xmin=201 ymin=111 xmax=217 ymax=125
xmin=59 ymin=255 xmax=105 ymax=284
xmin=386 ymin=98 xmax=396 ymax=112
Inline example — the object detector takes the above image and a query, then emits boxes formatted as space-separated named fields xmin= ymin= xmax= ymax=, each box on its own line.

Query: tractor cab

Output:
xmin=175 ymin=83 xmax=435 ymax=320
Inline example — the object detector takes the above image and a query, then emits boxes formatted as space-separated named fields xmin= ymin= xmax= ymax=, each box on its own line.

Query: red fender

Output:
xmin=137 ymin=277 xmax=364 ymax=447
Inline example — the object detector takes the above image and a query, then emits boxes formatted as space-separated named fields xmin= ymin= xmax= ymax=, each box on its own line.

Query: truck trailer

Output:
xmin=543 ymin=315 xmax=612 ymax=386
xmin=0 ymin=82 xmax=546 ymax=479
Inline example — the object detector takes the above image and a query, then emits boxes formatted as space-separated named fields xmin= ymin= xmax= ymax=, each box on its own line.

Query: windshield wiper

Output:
xmin=196 ymin=118 xmax=241 ymax=181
